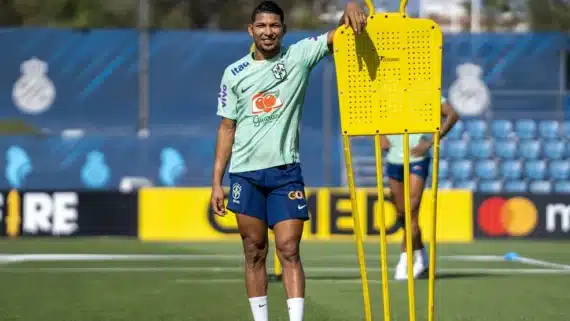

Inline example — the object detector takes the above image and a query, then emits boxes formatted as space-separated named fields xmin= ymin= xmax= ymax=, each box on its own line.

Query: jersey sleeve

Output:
xmin=216 ymin=69 xmax=238 ymax=120
xmin=289 ymin=33 xmax=330 ymax=69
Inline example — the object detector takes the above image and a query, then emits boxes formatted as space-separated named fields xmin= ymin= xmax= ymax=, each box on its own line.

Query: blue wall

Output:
xmin=0 ymin=28 xmax=568 ymax=189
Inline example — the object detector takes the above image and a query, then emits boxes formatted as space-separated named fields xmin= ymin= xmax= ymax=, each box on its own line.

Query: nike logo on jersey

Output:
xmin=241 ymin=85 xmax=253 ymax=94
xmin=297 ymin=205 xmax=307 ymax=210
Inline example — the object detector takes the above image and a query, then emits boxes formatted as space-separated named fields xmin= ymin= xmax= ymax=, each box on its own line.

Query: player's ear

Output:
xmin=248 ymin=24 xmax=254 ymax=37
xmin=282 ymin=24 xmax=287 ymax=35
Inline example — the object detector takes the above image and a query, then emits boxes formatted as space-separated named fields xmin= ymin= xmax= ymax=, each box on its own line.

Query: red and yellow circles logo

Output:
xmin=252 ymin=91 xmax=283 ymax=114
xmin=477 ymin=197 xmax=538 ymax=237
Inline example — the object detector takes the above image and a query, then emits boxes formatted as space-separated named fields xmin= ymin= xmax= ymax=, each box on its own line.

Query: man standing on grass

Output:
xmin=210 ymin=1 xmax=367 ymax=320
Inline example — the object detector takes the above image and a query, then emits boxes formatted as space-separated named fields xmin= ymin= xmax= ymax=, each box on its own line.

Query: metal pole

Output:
xmin=558 ymin=48 xmax=567 ymax=120
xmin=471 ymin=0 xmax=482 ymax=33
xmin=138 ymin=0 xmax=150 ymax=136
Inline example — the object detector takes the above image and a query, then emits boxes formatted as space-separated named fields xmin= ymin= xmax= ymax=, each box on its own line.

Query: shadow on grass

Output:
xmin=302 ymin=272 xmax=502 ymax=283
xmin=431 ymin=272 xmax=502 ymax=280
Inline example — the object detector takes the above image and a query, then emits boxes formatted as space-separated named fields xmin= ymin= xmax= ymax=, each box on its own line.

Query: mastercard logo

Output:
xmin=477 ymin=197 xmax=538 ymax=237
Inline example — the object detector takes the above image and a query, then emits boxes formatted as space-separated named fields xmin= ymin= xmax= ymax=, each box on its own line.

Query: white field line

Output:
xmin=0 ymin=266 xmax=569 ymax=274
xmin=509 ymin=256 xmax=570 ymax=270
xmin=174 ymin=278 xmax=398 ymax=285
xmin=1 ymin=253 xmax=569 ymax=274
xmin=0 ymin=253 xmax=521 ymax=263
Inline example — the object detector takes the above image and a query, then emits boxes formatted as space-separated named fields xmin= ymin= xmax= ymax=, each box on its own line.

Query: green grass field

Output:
xmin=0 ymin=238 xmax=568 ymax=321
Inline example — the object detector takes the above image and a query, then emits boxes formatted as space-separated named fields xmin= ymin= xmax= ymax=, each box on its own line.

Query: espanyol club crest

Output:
xmin=272 ymin=63 xmax=287 ymax=80
xmin=12 ymin=57 xmax=56 ymax=114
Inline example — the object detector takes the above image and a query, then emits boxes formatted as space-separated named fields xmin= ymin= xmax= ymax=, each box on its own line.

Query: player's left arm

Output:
xmin=439 ymin=99 xmax=460 ymax=139
xmin=413 ymin=98 xmax=460 ymax=156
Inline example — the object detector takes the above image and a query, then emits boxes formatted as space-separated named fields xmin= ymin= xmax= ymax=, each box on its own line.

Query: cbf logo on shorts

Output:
xmin=232 ymin=183 xmax=242 ymax=204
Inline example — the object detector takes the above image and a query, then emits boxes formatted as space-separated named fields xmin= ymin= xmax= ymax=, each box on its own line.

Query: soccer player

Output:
xmin=210 ymin=1 xmax=367 ymax=321
xmin=381 ymin=97 xmax=459 ymax=281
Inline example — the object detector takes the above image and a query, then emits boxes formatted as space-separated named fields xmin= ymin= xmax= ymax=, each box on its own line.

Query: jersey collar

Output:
xmin=249 ymin=46 xmax=285 ymax=64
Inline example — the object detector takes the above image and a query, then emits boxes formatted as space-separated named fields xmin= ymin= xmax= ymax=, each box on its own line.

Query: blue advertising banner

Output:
xmin=0 ymin=132 xmax=339 ymax=189
xmin=0 ymin=28 xmax=568 ymax=189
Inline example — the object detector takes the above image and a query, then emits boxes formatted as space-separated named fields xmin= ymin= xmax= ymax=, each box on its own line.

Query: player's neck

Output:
xmin=253 ymin=48 xmax=280 ymax=61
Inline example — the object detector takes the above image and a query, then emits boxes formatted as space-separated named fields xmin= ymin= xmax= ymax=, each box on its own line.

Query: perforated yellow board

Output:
xmin=333 ymin=12 xmax=443 ymax=136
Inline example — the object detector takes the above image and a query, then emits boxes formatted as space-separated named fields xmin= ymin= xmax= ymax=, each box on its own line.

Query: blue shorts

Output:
xmin=227 ymin=163 xmax=309 ymax=229
xmin=386 ymin=157 xmax=431 ymax=182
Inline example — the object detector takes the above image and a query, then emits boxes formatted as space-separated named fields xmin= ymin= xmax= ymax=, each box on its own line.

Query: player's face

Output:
xmin=249 ymin=13 xmax=285 ymax=55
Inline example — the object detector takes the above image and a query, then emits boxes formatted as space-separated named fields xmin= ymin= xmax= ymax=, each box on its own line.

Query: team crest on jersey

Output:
xmin=251 ymin=90 xmax=283 ymax=114
xmin=272 ymin=63 xmax=287 ymax=80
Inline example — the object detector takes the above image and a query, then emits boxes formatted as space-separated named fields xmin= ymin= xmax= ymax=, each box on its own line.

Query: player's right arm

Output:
xmin=211 ymin=69 xmax=238 ymax=216
xmin=289 ymin=1 xmax=367 ymax=70
xmin=326 ymin=1 xmax=368 ymax=50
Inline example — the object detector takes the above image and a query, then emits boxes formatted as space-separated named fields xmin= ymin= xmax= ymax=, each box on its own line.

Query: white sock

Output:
xmin=287 ymin=297 xmax=304 ymax=321
xmin=413 ymin=249 xmax=423 ymax=260
xmin=399 ymin=252 xmax=407 ymax=264
xmin=414 ymin=248 xmax=427 ymax=262
xmin=248 ymin=296 xmax=268 ymax=321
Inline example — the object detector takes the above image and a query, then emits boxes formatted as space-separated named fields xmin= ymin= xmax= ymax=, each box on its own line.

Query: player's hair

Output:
xmin=251 ymin=1 xmax=285 ymax=23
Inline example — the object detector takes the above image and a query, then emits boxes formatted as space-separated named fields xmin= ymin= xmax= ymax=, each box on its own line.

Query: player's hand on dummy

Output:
xmin=411 ymin=139 xmax=433 ymax=157
xmin=343 ymin=0 xmax=367 ymax=35
xmin=210 ymin=185 xmax=226 ymax=217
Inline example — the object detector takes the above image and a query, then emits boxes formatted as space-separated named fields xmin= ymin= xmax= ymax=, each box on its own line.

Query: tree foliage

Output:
xmin=0 ymin=0 xmax=333 ymax=30
xmin=477 ymin=0 xmax=570 ymax=32
xmin=527 ymin=0 xmax=570 ymax=32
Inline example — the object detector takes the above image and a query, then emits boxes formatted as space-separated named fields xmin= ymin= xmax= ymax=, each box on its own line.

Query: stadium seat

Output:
xmin=470 ymin=139 xmax=493 ymax=159
xmin=465 ymin=119 xmax=487 ymax=139
xmin=554 ymin=181 xmax=570 ymax=194
xmin=446 ymin=120 xmax=464 ymax=140
xmin=438 ymin=159 xmax=449 ymax=179
xmin=438 ymin=180 xmax=453 ymax=189
xmin=427 ymin=160 xmax=448 ymax=182
xmin=451 ymin=160 xmax=472 ymax=180
xmin=491 ymin=120 xmax=513 ymax=139
xmin=454 ymin=179 xmax=477 ymax=190
xmin=549 ymin=160 xmax=570 ymax=181
xmin=475 ymin=159 xmax=498 ymax=180
xmin=494 ymin=139 xmax=517 ymax=159
xmin=543 ymin=140 xmax=565 ymax=160
xmin=563 ymin=121 xmax=570 ymax=138
xmin=501 ymin=160 xmax=523 ymax=179
xmin=504 ymin=180 xmax=527 ymax=193
xmin=478 ymin=180 xmax=502 ymax=193
xmin=529 ymin=180 xmax=552 ymax=194
xmin=438 ymin=140 xmax=447 ymax=159
xmin=447 ymin=140 xmax=468 ymax=159
xmin=538 ymin=120 xmax=560 ymax=139
xmin=515 ymin=119 xmax=536 ymax=139
xmin=525 ymin=160 xmax=547 ymax=180
xmin=518 ymin=140 xmax=541 ymax=159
